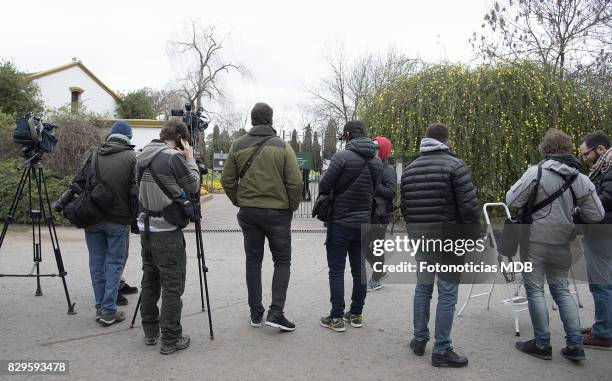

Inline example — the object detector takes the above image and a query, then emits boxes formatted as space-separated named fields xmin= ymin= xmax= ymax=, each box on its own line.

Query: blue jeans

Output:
xmin=326 ymin=223 xmax=367 ymax=319
xmin=413 ymin=263 xmax=459 ymax=353
xmin=583 ymin=237 xmax=612 ymax=339
xmin=85 ymin=222 xmax=128 ymax=313
xmin=523 ymin=243 xmax=582 ymax=348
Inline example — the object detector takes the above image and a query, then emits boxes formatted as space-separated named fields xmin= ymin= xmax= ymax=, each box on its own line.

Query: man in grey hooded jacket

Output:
xmin=507 ymin=129 xmax=604 ymax=362
xmin=136 ymin=119 xmax=200 ymax=355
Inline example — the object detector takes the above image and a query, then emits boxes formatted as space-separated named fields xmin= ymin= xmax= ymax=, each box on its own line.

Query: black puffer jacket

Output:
xmin=319 ymin=137 xmax=384 ymax=224
xmin=400 ymin=138 xmax=479 ymax=225
xmin=373 ymin=163 xmax=397 ymax=224
xmin=591 ymin=169 xmax=612 ymax=224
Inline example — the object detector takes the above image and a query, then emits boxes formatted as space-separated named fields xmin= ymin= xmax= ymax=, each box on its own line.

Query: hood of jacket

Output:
xmin=541 ymin=158 xmax=580 ymax=176
xmin=98 ymin=136 xmax=135 ymax=155
xmin=136 ymin=140 xmax=172 ymax=167
xmin=419 ymin=138 xmax=450 ymax=153
xmin=248 ymin=124 xmax=277 ymax=136
xmin=346 ymin=137 xmax=377 ymax=159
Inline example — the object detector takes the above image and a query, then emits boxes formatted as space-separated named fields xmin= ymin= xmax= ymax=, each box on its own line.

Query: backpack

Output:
xmin=63 ymin=148 xmax=114 ymax=228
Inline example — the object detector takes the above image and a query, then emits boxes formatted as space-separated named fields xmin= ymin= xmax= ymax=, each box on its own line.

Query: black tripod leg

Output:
xmin=195 ymin=219 xmax=214 ymax=339
xmin=38 ymin=167 xmax=76 ymax=314
xmin=194 ymin=219 xmax=206 ymax=311
xmin=130 ymin=293 xmax=141 ymax=328
xmin=0 ymin=165 xmax=29 ymax=248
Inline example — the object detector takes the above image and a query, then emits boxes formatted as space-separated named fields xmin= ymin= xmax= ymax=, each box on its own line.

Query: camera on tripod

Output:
xmin=171 ymin=103 xmax=209 ymax=133
xmin=13 ymin=112 xmax=59 ymax=159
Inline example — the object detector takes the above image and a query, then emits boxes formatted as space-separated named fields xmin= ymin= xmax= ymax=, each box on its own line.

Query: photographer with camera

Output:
xmin=507 ymin=129 xmax=604 ymax=362
xmin=136 ymin=119 xmax=200 ymax=355
xmin=67 ymin=121 xmax=138 ymax=326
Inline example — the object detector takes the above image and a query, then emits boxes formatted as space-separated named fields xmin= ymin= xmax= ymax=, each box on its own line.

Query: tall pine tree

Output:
xmin=323 ymin=119 xmax=337 ymax=160
xmin=312 ymin=130 xmax=322 ymax=171
xmin=290 ymin=129 xmax=300 ymax=153
xmin=302 ymin=124 xmax=313 ymax=152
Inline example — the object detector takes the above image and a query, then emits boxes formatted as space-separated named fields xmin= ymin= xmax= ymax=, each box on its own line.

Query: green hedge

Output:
xmin=362 ymin=61 xmax=612 ymax=203
xmin=0 ymin=159 xmax=73 ymax=225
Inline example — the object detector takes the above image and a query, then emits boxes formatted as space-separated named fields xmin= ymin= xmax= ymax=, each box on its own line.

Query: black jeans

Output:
xmin=237 ymin=207 xmax=292 ymax=315
xmin=326 ymin=222 xmax=367 ymax=318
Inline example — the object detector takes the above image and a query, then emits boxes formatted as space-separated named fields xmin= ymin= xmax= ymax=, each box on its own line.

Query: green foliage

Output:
xmin=116 ymin=88 xmax=156 ymax=119
xmin=0 ymin=112 xmax=20 ymax=160
xmin=44 ymin=106 xmax=105 ymax=177
xmin=312 ymin=130 xmax=322 ymax=171
xmin=0 ymin=61 xmax=43 ymax=117
xmin=290 ymin=129 xmax=300 ymax=153
xmin=323 ymin=119 xmax=337 ymax=160
xmin=302 ymin=124 xmax=313 ymax=152
xmin=361 ymin=61 xmax=612 ymax=203
xmin=0 ymin=159 xmax=72 ymax=225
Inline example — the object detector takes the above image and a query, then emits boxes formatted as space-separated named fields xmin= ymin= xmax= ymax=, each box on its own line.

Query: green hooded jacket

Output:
xmin=221 ymin=124 xmax=302 ymax=211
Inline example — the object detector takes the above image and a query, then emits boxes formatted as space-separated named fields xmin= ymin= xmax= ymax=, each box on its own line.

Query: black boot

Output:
xmin=410 ymin=338 xmax=427 ymax=356
xmin=431 ymin=349 xmax=469 ymax=368
xmin=560 ymin=346 xmax=585 ymax=362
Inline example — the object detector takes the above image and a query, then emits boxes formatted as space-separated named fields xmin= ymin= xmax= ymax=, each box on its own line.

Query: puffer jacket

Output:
xmin=318 ymin=137 xmax=384 ymax=224
xmin=400 ymin=138 xmax=479 ymax=225
xmin=506 ymin=157 xmax=604 ymax=244
xmin=373 ymin=163 xmax=397 ymax=224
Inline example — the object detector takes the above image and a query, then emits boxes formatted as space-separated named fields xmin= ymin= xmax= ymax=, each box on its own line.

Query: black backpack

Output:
xmin=63 ymin=148 xmax=114 ymax=228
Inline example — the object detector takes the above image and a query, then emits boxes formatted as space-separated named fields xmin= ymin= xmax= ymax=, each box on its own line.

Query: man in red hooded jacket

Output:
xmin=366 ymin=136 xmax=397 ymax=291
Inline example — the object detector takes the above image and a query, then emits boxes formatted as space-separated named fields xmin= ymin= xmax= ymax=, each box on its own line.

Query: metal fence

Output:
xmin=294 ymin=170 xmax=321 ymax=218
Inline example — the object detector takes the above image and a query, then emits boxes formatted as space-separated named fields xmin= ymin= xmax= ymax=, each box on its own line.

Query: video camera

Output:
xmin=171 ymin=103 xmax=209 ymax=135
xmin=13 ymin=113 xmax=59 ymax=159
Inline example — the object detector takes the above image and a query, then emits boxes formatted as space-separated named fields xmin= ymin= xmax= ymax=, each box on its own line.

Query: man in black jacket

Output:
xmin=579 ymin=131 xmax=612 ymax=349
xmin=400 ymin=123 xmax=479 ymax=367
xmin=74 ymin=121 xmax=138 ymax=326
xmin=318 ymin=120 xmax=383 ymax=332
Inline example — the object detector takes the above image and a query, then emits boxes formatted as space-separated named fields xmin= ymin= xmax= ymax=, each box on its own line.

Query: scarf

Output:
xmin=589 ymin=147 xmax=612 ymax=180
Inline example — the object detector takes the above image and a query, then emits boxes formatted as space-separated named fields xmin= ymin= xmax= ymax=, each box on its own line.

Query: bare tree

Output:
xmin=148 ymin=87 xmax=183 ymax=120
xmin=471 ymin=0 xmax=612 ymax=79
xmin=168 ymin=22 xmax=246 ymax=112
xmin=309 ymin=47 xmax=422 ymax=131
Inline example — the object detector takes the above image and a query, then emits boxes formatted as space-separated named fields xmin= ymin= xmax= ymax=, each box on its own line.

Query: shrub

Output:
xmin=361 ymin=61 xmax=612 ymax=204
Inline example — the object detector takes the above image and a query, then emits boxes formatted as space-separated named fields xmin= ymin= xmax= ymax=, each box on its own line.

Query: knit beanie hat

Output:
xmin=110 ymin=120 xmax=133 ymax=139
xmin=373 ymin=136 xmax=392 ymax=160
xmin=251 ymin=102 xmax=273 ymax=126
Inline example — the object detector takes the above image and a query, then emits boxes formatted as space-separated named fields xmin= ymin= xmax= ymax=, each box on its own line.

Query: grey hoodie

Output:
xmin=506 ymin=159 xmax=604 ymax=244
xmin=136 ymin=140 xmax=200 ymax=231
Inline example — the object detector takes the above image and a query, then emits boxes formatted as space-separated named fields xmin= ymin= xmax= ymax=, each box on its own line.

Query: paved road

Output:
xmin=0 ymin=195 xmax=609 ymax=380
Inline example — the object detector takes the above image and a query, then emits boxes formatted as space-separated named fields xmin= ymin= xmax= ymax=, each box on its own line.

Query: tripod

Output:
xmin=0 ymin=152 xmax=76 ymax=314
xmin=130 ymin=168 xmax=213 ymax=339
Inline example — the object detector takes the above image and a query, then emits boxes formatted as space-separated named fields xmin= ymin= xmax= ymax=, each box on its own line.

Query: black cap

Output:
xmin=251 ymin=102 xmax=273 ymax=126
xmin=340 ymin=120 xmax=365 ymax=140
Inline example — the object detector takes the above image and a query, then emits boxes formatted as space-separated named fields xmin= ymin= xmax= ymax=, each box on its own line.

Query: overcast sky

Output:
xmin=2 ymin=0 xmax=488 ymax=132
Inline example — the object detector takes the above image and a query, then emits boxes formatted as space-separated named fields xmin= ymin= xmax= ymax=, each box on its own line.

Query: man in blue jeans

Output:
xmin=318 ymin=120 xmax=382 ymax=332
xmin=75 ymin=121 xmax=138 ymax=326
xmin=400 ymin=123 xmax=479 ymax=367
xmin=579 ymin=131 xmax=612 ymax=349
xmin=507 ymin=129 xmax=604 ymax=361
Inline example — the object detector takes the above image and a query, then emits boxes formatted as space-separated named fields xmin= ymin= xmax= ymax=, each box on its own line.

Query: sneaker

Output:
xmin=582 ymin=333 xmax=612 ymax=349
xmin=366 ymin=278 xmax=382 ymax=292
xmin=410 ymin=338 xmax=427 ymax=356
xmin=116 ymin=294 xmax=129 ymax=306
xmin=160 ymin=336 xmax=190 ymax=355
xmin=431 ymin=349 xmax=469 ymax=368
xmin=95 ymin=308 xmax=102 ymax=322
xmin=98 ymin=310 xmax=126 ymax=326
xmin=581 ymin=327 xmax=592 ymax=335
xmin=515 ymin=339 xmax=552 ymax=360
xmin=250 ymin=309 xmax=264 ymax=328
xmin=561 ymin=346 xmax=586 ymax=361
xmin=145 ymin=335 xmax=159 ymax=346
xmin=320 ymin=316 xmax=346 ymax=332
xmin=264 ymin=312 xmax=296 ymax=331
xmin=342 ymin=312 xmax=363 ymax=328
xmin=119 ymin=282 xmax=138 ymax=295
